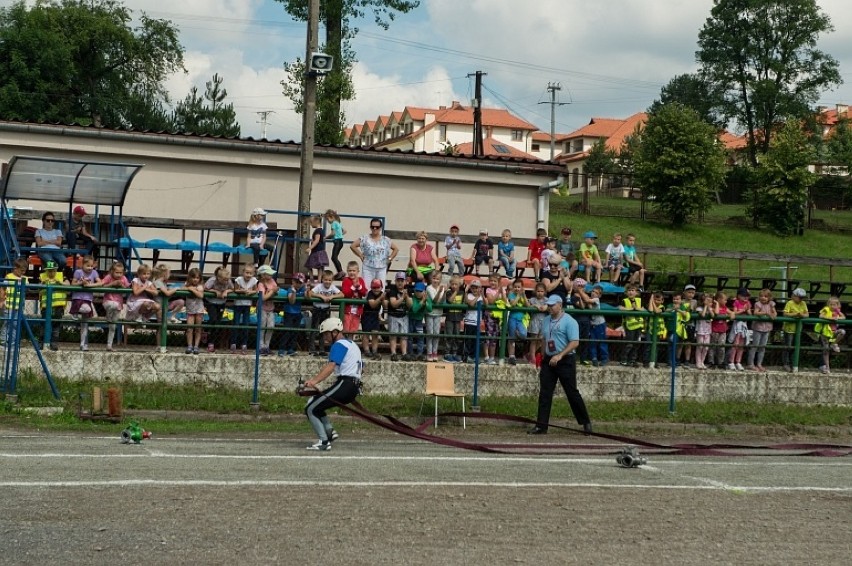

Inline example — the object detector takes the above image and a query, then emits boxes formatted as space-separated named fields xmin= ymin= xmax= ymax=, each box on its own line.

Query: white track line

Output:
xmin=0 ymin=479 xmax=849 ymax=492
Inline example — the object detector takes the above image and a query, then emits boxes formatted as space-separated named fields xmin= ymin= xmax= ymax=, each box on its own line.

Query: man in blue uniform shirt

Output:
xmin=303 ymin=317 xmax=363 ymax=451
xmin=528 ymin=295 xmax=592 ymax=435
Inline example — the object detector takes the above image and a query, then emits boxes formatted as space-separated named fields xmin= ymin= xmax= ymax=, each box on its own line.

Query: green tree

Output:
xmin=277 ymin=0 xmax=419 ymax=144
xmin=696 ymin=0 xmax=840 ymax=167
xmin=0 ymin=0 xmax=185 ymax=129
xmin=172 ymin=74 xmax=241 ymax=137
xmin=584 ymin=138 xmax=617 ymax=193
xmin=826 ymin=118 xmax=852 ymax=171
xmin=753 ymin=119 xmax=816 ymax=235
xmin=634 ymin=103 xmax=726 ymax=227
xmin=648 ymin=73 xmax=727 ymax=129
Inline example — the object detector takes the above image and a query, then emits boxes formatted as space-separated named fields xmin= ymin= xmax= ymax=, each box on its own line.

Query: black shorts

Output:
xmin=628 ymin=263 xmax=642 ymax=273
xmin=361 ymin=312 xmax=380 ymax=332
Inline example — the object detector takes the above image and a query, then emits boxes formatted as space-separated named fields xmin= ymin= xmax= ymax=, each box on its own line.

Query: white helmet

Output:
xmin=318 ymin=317 xmax=343 ymax=334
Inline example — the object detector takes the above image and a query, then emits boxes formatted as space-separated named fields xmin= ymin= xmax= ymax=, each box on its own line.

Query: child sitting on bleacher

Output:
xmin=497 ymin=229 xmax=516 ymax=277
xmin=604 ymin=233 xmax=626 ymax=284
xmin=578 ymin=231 xmax=603 ymax=284
xmin=38 ymin=260 xmax=68 ymax=351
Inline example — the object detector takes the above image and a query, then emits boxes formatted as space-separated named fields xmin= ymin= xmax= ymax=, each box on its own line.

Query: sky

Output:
xmin=6 ymin=0 xmax=852 ymax=141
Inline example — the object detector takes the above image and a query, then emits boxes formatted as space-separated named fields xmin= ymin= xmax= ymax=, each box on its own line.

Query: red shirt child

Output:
xmin=342 ymin=262 xmax=367 ymax=333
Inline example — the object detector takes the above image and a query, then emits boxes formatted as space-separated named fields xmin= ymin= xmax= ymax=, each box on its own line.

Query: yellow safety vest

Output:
xmin=622 ymin=297 xmax=644 ymax=331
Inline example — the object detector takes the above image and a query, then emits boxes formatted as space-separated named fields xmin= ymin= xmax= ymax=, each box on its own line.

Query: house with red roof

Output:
xmin=346 ymin=101 xmax=542 ymax=159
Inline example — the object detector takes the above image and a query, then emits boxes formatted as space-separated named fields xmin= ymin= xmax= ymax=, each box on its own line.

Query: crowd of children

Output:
xmin=1 ymin=219 xmax=847 ymax=370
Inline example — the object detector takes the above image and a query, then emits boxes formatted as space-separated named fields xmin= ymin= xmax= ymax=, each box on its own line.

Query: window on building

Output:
xmin=511 ymin=130 xmax=523 ymax=141
xmin=572 ymin=140 xmax=583 ymax=153
xmin=439 ymin=125 xmax=447 ymax=142
xmin=572 ymin=168 xmax=580 ymax=188
xmin=531 ymin=143 xmax=540 ymax=152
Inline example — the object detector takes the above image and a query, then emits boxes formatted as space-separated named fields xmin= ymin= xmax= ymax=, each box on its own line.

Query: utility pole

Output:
xmin=468 ymin=71 xmax=486 ymax=156
xmin=295 ymin=0 xmax=319 ymax=273
xmin=538 ymin=82 xmax=567 ymax=161
xmin=256 ymin=110 xmax=275 ymax=139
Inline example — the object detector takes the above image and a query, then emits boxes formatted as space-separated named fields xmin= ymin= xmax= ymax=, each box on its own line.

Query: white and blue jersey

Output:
xmin=328 ymin=338 xmax=363 ymax=380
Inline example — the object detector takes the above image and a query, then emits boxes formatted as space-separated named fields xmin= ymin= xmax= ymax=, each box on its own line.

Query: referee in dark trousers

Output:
xmin=529 ymin=295 xmax=593 ymax=435
xmin=303 ymin=317 xmax=363 ymax=451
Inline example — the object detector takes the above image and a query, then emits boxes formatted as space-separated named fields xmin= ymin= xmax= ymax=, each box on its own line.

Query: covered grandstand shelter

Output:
xmin=0 ymin=155 xmax=143 ymax=265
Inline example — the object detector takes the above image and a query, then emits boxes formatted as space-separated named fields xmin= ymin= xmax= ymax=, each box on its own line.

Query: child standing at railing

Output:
xmin=38 ymin=260 xmax=68 ymax=351
xmin=257 ymin=265 xmax=279 ymax=356
xmin=746 ymin=289 xmax=776 ymax=372
xmin=341 ymin=261 xmax=367 ymax=334
xmin=306 ymin=269 xmax=343 ymax=355
xmin=709 ymin=291 xmax=731 ymax=369
xmin=782 ymin=287 xmax=809 ymax=372
xmin=279 ymin=273 xmax=307 ymax=356
xmin=1 ymin=258 xmax=29 ymax=348
xmin=816 ymin=296 xmax=846 ymax=374
xmin=203 ymin=266 xmax=234 ymax=353
xmin=71 ymin=256 xmax=101 ymax=352
xmin=727 ymin=288 xmax=752 ymax=371
xmin=506 ymin=278 xmax=529 ymax=366
xmin=425 ymin=271 xmax=446 ymax=362
xmin=152 ymin=264 xmax=184 ymax=324
xmin=527 ymin=282 xmax=549 ymax=367
xmin=694 ymin=293 xmax=715 ymax=369
xmin=442 ymin=275 xmax=465 ymax=362
xmin=182 ymin=268 xmax=205 ymax=354
xmin=100 ymin=261 xmax=130 ymax=352
xmin=230 ymin=263 xmax=257 ymax=354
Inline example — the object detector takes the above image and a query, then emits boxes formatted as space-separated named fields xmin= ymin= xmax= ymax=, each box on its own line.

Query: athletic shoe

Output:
xmin=417 ymin=354 xmax=427 ymax=362
xmin=756 ymin=365 xmax=766 ymax=372
xmin=745 ymin=365 xmax=757 ymax=371
xmin=277 ymin=350 xmax=286 ymax=357
xmin=444 ymin=354 xmax=455 ymax=362
xmin=486 ymin=358 xmax=498 ymax=365
xmin=727 ymin=363 xmax=736 ymax=371
xmin=230 ymin=344 xmax=237 ymax=354
xmin=49 ymin=344 xmax=59 ymax=351
xmin=390 ymin=354 xmax=399 ymax=362
xmin=185 ymin=347 xmax=193 ymax=354
xmin=306 ymin=441 xmax=331 ymax=451
xmin=193 ymin=347 xmax=200 ymax=355
xmin=80 ymin=344 xmax=88 ymax=352
xmin=508 ymin=356 xmax=517 ymax=366
xmin=402 ymin=354 xmax=414 ymax=361
xmin=735 ymin=363 xmax=744 ymax=371
xmin=819 ymin=365 xmax=830 ymax=374
xmin=328 ymin=429 xmax=340 ymax=442
xmin=241 ymin=346 xmax=248 ymax=355
xmin=831 ymin=343 xmax=840 ymax=353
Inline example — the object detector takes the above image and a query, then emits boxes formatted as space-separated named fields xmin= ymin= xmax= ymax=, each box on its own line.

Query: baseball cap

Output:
xmin=561 ymin=227 xmax=572 ymax=235
xmin=583 ymin=231 xmax=597 ymax=239
xmin=73 ymin=205 xmax=86 ymax=216
xmin=450 ymin=224 xmax=459 ymax=230
xmin=251 ymin=207 xmax=267 ymax=216
xmin=370 ymin=278 xmax=383 ymax=289
xmin=479 ymin=229 xmax=488 ymax=235
xmin=469 ymin=279 xmax=482 ymax=287
xmin=292 ymin=272 xmax=306 ymax=283
xmin=546 ymin=294 xmax=563 ymax=306
xmin=257 ymin=265 xmax=275 ymax=276
xmin=684 ymin=284 xmax=696 ymax=291
xmin=44 ymin=260 xmax=58 ymax=270
xmin=413 ymin=282 xmax=426 ymax=292
xmin=395 ymin=271 xmax=406 ymax=280
xmin=737 ymin=287 xmax=750 ymax=296
xmin=792 ymin=288 xmax=807 ymax=298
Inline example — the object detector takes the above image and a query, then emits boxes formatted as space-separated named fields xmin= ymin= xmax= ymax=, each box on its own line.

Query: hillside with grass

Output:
xmin=550 ymin=195 xmax=852 ymax=285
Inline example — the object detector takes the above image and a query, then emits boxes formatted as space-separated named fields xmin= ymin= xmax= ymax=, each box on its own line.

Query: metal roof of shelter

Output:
xmin=0 ymin=155 xmax=143 ymax=207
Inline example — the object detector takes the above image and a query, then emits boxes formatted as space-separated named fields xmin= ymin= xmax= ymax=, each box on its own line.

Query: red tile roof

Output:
xmin=454 ymin=137 xmax=541 ymax=160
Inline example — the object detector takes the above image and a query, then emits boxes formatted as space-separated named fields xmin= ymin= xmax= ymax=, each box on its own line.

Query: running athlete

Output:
xmin=303 ymin=317 xmax=364 ymax=451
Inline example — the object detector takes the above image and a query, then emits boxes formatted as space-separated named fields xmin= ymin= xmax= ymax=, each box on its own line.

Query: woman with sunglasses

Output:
xmin=34 ymin=212 xmax=68 ymax=270
xmin=350 ymin=218 xmax=398 ymax=286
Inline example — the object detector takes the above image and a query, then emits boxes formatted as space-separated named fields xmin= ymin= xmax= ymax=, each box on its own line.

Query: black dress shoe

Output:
xmin=583 ymin=422 xmax=593 ymax=436
xmin=527 ymin=427 xmax=547 ymax=435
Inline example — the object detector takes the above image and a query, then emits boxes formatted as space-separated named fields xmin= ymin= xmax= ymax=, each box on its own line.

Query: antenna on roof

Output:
xmin=256 ymin=110 xmax=276 ymax=139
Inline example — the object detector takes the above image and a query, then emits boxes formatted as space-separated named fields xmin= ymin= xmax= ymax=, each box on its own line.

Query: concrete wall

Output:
xmin=13 ymin=352 xmax=851 ymax=406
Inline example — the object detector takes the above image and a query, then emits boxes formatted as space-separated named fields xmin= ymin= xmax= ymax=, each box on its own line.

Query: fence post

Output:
xmin=251 ymin=292 xmax=262 ymax=409
xmin=668 ymin=330 xmax=678 ymax=414
xmin=792 ymin=318 xmax=803 ymax=373
xmin=472 ymin=301 xmax=482 ymax=410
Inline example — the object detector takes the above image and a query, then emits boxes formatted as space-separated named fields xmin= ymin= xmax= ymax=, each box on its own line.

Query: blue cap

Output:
xmin=413 ymin=282 xmax=426 ymax=292
xmin=583 ymin=231 xmax=597 ymax=239
xmin=546 ymin=294 xmax=563 ymax=306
